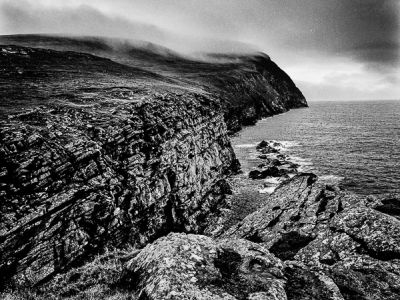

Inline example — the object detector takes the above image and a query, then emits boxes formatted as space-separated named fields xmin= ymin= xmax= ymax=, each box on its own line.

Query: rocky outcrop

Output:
xmin=35 ymin=232 xmax=344 ymax=300
xmin=248 ymin=140 xmax=298 ymax=180
xmin=223 ymin=174 xmax=400 ymax=300
xmin=7 ymin=174 xmax=398 ymax=300
xmin=124 ymin=233 xmax=287 ymax=300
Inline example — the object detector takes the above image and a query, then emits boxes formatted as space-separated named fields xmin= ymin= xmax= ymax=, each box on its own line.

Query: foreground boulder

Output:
xmin=125 ymin=233 xmax=287 ymax=300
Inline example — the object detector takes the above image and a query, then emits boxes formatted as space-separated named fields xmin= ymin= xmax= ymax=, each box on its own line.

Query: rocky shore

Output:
xmin=6 ymin=174 xmax=399 ymax=300
xmin=1 ymin=36 xmax=399 ymax=299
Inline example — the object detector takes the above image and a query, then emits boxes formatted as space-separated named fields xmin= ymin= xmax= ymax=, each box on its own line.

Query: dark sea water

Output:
xmin=232 ymin=100 xmax=400 ymax=195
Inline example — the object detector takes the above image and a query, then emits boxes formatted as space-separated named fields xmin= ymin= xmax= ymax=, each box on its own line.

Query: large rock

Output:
xmin=124 ymin=233 xmax=287 ymax=300
xmin=119 ymin=233 xmax=344 ymax=300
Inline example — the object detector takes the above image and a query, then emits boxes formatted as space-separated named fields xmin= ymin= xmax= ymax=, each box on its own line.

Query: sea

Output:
xmin=232 ymin=100 xmax=400 ymax=195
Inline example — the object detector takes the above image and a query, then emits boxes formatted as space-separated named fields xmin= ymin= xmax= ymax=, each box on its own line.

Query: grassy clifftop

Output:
xmin=0 ymin=35 xmax=307 ymax=131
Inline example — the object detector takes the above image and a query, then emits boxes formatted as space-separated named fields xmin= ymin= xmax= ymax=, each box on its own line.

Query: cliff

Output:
xmin=2 ymin=36 xmax=398 ymax=300
xmin=0 ymin=36 xmax=306 ymax=290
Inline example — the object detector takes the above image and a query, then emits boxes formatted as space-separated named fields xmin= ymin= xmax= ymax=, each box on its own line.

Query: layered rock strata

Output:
xmin=0 ymin=93 xmax=238 ymax=286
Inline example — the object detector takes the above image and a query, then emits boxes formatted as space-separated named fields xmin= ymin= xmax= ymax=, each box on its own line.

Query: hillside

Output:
xmin=0 ymin=34 xmax=307 ymax=131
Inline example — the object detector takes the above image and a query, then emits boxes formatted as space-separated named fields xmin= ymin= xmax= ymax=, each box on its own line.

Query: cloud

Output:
xmin=0 ymin=1 xmax=167 ymax=43
xmin=0 ymin=0 xmax=399 ymax=100
xmin=0 ymin=0 xmax=258 ymax=53
xmin=269 ymin=0 xmax=399 ymax=70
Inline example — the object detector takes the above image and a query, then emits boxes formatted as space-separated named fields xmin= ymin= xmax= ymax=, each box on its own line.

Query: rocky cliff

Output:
xmin=0 ymin=36 xmax=306 ymax=291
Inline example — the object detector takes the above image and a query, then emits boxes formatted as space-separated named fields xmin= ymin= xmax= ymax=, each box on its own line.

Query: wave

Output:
xmin=319 ymin=175 xmax=344 ymax=183
xmin=278 ymin=141 xmax=300 ymax=150
xmin=235 ymin=143 xmax=257 ymax=148
xmin=289 ymin=156 xmax=313 ymax=165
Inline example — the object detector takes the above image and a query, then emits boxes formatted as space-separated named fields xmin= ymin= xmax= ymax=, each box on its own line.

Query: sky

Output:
xmin=0 ymin=0 xmax=399 ymax=101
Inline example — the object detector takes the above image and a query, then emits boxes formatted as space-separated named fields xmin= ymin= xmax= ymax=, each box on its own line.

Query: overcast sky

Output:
xmin=0 ymin=0 xmax=399 ymax=101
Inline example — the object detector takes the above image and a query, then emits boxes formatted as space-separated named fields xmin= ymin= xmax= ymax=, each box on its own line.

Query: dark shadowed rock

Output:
xmin=256 ymin=141 xmax=280 ymax=154
xmin=257 ymin=140 xmax=270 ymax=149
xmin=270 ymin=159 xmax=282 ymax=166
xmin=248 ymin=170 xmax=264 ymax=179
xmin=249 ymin=166 xmax=288 ymax=179
xmin=368 ymin=194 xmax=400 ymax=220
xmin=284 ymin=261 xmax=344 ymax=300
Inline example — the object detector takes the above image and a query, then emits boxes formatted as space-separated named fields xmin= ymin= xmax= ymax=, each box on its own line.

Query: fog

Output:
xmin=1 ymin=0 xmax=399 ymax=100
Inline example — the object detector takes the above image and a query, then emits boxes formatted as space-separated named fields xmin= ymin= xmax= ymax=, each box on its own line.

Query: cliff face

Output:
xmin=0 ymin=39 xmax=306 ymax=287
xmin=0 ymin=91 xmax=238 ymax=285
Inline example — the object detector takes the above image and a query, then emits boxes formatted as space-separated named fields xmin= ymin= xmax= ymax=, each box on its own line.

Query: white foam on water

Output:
xmin=289 ymin=156 xmax=314 ymax=166
xmin=235 ymin=143 xmax=256 ymax=148
xmin=278 ymin=140 xmax=300 ymax=150
xmin=263 ymin=140 xmax=300 ymax=152
xmin=259 ymin=186 xmax=276 ymax=194
xmin=319 ymin=175 xmax=344 ymax=183
xmin=298 ymin=165 xmax=315 ymax=173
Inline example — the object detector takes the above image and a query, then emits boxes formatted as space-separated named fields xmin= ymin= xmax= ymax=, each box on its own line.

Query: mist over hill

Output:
xmin=0 ymin=34 xmax=306 ymax=129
